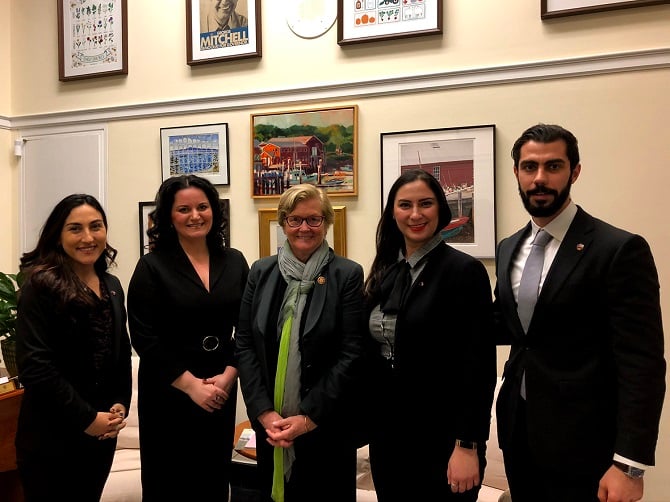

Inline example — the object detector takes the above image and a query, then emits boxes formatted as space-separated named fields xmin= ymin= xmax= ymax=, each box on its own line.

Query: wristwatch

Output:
xmin=613 ymin=460 xmax=645 ymax=479
xmin=455 ymin=439 xmax=478 ymax=450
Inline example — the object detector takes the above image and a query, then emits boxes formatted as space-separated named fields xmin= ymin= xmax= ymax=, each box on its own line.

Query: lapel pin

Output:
xmin=111 ymin=290 xmax=117 ymax=296
xmin=576 ymin=243 xmax=584 ymax=251
xmin=317 ymin=276 xmax=326 ymax=285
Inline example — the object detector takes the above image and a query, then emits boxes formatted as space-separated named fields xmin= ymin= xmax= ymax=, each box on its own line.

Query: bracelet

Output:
xmin=303 ymin=415 xmax=311 ymax=434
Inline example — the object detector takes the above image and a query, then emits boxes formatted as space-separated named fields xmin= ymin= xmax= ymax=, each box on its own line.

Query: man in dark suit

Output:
xmin=494 ymin=123 xmax=665 ymax=502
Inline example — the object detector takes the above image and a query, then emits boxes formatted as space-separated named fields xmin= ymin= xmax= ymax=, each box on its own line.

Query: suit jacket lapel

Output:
xmin=255 ymin=264 xmax=283 ymax=341
xmin=499 ymin=224 xmax=531 ymax=332
xmin=538 ymin=208 xmax=594 ymax=305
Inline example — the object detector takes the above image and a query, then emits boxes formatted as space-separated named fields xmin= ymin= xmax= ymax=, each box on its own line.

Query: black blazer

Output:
xmin=494 ymin=206 xmax=666 ymax=469
xmin=367 ymin=243 xmax=497 ymax=450
xmin=235 ymin=250 xmax=365 ymax=431
xmin=15 ymin=273 xmax=132 ymax=457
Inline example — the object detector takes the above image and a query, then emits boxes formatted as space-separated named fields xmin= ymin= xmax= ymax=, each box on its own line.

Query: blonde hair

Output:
xmin=277 ymin=184 xmax=334 ymax=230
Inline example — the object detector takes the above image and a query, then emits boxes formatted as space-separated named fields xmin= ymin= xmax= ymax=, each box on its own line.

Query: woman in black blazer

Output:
xmin=236 ymin=184 xmax=366 ymax=502
xmin=16 ymin=194 xmax=132 ymax=501
xmin=128 ymin=175 xmax=249 ymax=501
xmin=363 ymin=170 xmax=497 ymax=501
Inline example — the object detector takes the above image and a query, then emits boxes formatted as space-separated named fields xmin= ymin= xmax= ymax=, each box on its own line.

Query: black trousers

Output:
xmin=503 ymin=398 xmax=601 ymax=502
xmin=18 ymin=435 xmax=116 ymax=502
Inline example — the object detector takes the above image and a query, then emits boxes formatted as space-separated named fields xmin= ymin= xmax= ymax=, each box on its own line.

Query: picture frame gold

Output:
xmin=258 ymin=206 xmax=347 ymax=258
xmin=58 ymin=0 xmax=128 ymax=81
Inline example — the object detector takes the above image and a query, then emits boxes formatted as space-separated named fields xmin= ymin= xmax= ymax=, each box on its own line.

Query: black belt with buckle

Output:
xmin=201 ymin=335 xmax=220 ymax=352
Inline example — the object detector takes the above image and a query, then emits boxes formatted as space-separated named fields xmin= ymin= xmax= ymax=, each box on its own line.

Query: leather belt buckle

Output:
xmin=202 ymin=335 xmax=220 ymax=352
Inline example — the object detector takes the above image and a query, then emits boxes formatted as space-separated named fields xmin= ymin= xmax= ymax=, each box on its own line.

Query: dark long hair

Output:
xmin=148 ymin=175 xmax=227 ymax=252
xmin=19 ymin=194 xmax=117 ymax=307
xmin=364 ymin=169 xmax=451 ymax=303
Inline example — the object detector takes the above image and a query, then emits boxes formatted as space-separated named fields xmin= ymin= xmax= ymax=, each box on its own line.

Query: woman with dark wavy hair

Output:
xmin=16 ymin=193 xmax=132 ymax=501
xmin=128 ymin=175 xmax=249 ymax=501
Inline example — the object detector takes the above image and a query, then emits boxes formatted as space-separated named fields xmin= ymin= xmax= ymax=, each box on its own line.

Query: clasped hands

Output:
xmin=85 ymin=403 xmax=127 ymax=440
xmin=259 ymin=410 xmax=316 ymax=448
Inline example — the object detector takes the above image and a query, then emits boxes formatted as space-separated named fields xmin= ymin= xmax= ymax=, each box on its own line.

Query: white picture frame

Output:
xmin=380 ymin=125 xmax=496 ymax=259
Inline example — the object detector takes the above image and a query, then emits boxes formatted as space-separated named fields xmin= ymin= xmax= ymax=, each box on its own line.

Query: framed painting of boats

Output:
xmin=380 ymin=125 xmax=496 ymax=258
xmin=251 ymin=106 xmax=358 ymax=198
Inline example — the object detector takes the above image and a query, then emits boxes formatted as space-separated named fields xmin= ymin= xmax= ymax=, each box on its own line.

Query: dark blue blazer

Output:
xmin=494 ymin=206 xmax=665 ymax=470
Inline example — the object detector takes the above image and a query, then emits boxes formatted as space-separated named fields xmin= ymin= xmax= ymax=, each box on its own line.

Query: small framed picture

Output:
xmin=541 ymin=0 xmax=669 ymax=19
xmin=186 ymin=0 xmax=262 ymax=65
xmin=57 ymin=0 xmax=128 ymax=81
xmin=337 ymin=0 xmax=442 ymax=46
xmin=381 ymin=125 xmax=496 ymax=258
xmin=160 ymin=123 xmax=230 ymax=185
xmin=258 ymin=206 xmax=347 ymax=258
xmin=251 ymin=106 xmax=358 ymax=198
xmin=138 ymin=201 xmax=156 ymax=256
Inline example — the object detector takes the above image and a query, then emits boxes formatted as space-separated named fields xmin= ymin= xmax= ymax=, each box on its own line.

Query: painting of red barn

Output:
xmin=251 ymin=106 xmax=358 ymax=198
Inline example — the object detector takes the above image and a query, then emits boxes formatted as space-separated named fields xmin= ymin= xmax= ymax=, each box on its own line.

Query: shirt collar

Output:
xmin=531 ymin=200 xmax=578 ymax=242
xmin=397 ymin=233 xmax=444 ymax=268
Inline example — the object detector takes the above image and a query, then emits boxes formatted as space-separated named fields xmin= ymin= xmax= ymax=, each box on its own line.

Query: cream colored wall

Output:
xmin=0 ymin=0 xmax=14 ymax=272
xmin=7 ymin=1 xmax=670 ymax=116
xmin=5 ymin=0 xmax=670 ymax=499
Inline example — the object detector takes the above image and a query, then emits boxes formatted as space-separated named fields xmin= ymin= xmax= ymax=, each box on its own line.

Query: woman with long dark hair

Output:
xmin=16 ymin=194 xmax=132 ymax=501
xmin=364 ymin=169 xmax=497 ymax=501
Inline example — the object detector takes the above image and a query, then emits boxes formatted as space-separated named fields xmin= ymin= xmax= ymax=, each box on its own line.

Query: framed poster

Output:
xmin=57 ymin=0 xmax=128 ymax=81
xmin=258 ymin=206 xmax=347 ymax=258
xmin=541 ymin=0 xmax=669 ymax=19
xmin=251 ymin=106 xmax=358 ymax=198
xmin=186 ymin=0 xmax=262 ymax=65
xmin=160 ymin=123 xmax=230 ymax=185
xmin=337 ymin=0 xmax=442 ymax=46
xmin=380 ymin=125 xmax=496 ymax=258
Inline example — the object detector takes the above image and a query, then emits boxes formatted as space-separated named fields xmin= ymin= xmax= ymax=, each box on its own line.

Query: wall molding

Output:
xmin=9 ymin=48 xmax=669 ymax=130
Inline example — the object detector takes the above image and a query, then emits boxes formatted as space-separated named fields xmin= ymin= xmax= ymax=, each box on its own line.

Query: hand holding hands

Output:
xmin=84 ymin=404 xmax=127 ymax=440
xmin=261 ymin=411 xmax=316 ymax=448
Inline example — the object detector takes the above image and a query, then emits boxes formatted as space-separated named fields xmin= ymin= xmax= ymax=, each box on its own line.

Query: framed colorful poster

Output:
xmin=337 ymin=0 xmax=442 ymax=45
xmin=187 ymin=0 xmax=262 ymax=65
xmin=160 ymin=123 xmax=230 ymax=185
xmin=57 ymin=0 xmax=128 ymax=81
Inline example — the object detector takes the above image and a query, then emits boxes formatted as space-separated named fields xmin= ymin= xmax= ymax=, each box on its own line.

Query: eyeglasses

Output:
xmin=285 ymin=216 xmax=325 ymax=228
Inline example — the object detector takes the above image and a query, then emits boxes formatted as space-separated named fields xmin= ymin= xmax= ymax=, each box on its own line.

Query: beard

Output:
xmin=518 ymin=181 xmax=572 ymax=218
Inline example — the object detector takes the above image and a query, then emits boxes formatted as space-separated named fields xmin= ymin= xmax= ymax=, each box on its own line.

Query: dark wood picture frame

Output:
xmin=186 ymin=0 xmax=262 ymax=65
xmin=57 ymin=0 xmax=128 ymax=81
xmin=160 ymin=123 xmax=230 ymax=186
xmin=337 ymin=0 xmax=442 ymax=46
xmin=541 ymin=0 xmax=669 ymax=19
